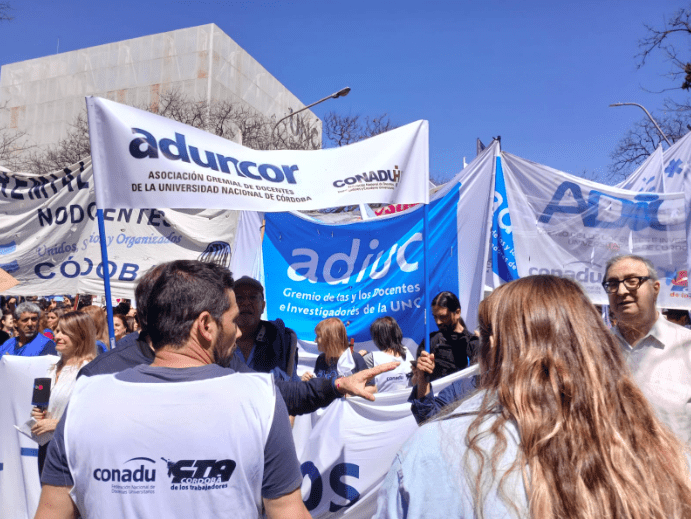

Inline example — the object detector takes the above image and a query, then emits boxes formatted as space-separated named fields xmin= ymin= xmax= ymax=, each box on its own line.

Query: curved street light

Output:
xmin=274 ymin=87 xmax=351 ymax=131
xmin=609 ymin=102 xmax=672 ymax=146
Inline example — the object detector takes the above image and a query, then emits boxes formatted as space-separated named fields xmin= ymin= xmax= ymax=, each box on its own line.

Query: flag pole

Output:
xmin=423 ymin=203 xmax=431 ymax=352
xmin=96 ymin=209 xmax=116 ymax=350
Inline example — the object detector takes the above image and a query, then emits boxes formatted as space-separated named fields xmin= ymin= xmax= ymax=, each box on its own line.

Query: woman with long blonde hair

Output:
xmin=376 ymin=275 xmax=691 ymax=519
xmin=31 ymin=311 xmax=98 ymax=477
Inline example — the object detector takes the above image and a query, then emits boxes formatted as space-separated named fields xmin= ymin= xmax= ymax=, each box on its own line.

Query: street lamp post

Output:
xmin=272 ymin=87 xmax=351 ymax=148
xmin=609 ymin=102 xmax=672 ymax=146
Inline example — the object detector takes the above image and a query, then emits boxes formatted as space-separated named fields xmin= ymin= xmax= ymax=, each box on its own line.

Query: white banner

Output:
xmin=618 ymin=131 xmax=691 ymax=194
xmin=502 ymin=152 xmax=690 ymax=308
xmin=0 ymin=355 xmax=57 ymax=519
xmin=616 ymin=145 xmax=664 ymax=192
xmin=86 ymin=97 xmax=429 ymax=211
xmin=1 ymin=351 xmax=476 ymax=519
xmin=292 ymin=366 xmax=476 ymax=518
xmin=0 ymin=160 xmax=238 ymax=297
xmin=660 ymin=130 xmax=691 ymax=193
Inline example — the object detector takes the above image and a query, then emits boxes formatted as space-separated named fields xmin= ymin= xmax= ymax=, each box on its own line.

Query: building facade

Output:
xmin=0 ymin=24 xmax=320 ymax=150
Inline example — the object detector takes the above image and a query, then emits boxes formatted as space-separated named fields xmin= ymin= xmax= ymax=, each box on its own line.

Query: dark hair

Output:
xmin=370 ymin=316 xmax=406 ymax=360
xmin=115 ymin=302 xmax=131 ymax=315
xmin=134 ymin=263 xmax=169 ymax=338
xmin=431 ymin=291 xmax=461 ymax=312
xmin=146 ymin=260 xmax=235 ymax=350
xmin=431 ymin=291 xmax=467 ymax=329
xmin=113 ymin=313 xmax=132 ymax=335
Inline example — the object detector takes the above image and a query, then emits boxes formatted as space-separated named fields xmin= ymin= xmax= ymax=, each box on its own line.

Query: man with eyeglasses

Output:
xmin=603 ymin=254 xmax=691 ymax=443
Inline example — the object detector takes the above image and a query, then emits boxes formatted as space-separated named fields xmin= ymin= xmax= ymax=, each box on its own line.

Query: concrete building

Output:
xmin=0 ymin=24 xmax=320 ymax=150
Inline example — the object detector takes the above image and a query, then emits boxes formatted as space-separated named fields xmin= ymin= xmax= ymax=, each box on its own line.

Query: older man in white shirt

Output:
xmin=603 ymin=254 xmax=691 ymax=444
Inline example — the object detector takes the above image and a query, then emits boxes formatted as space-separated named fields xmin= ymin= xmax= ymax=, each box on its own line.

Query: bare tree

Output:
xmin=637 ymin=5 xmax=691 ymax=91
xmin=0 ymin=2 xmax=13 ymax=22
xmin=22 ymin=88 xmax=322 ymax=173
xmin=0 ymin=101 xmax=34 ymax=170
xmin=0 ymin=129 xmax=33 ymax=171
xmin=323 ymin=112 xmax=396 ymax=148
xmin=609 ymin=6 xmax=691 ymax=176
xmin=23 ymin=113 xmax=90 ymax=173
xmin=610 ymin=113 xmax=686 ymax=177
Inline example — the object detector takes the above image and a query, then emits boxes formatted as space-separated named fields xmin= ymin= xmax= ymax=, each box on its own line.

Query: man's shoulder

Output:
xmin=0 ymin=336 xmax=16 ymax=352
xmin=656 ymin=316 xmax=691 ymax=348
xmin=30 ymin=333 xmax=52 ymax=347
xmin=79 ymin=334 xmax=151 ymax=377
xmin=258 ymin=319 xmax=293 ymax=339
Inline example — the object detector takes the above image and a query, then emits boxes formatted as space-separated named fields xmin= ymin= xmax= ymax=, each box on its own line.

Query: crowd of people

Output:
xmin=2 ymin=253 xmax=691 ymax=518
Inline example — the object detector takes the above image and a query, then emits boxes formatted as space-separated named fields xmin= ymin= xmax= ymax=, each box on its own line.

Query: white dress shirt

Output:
xmin=614 ymin=314 xmax=691 ymax=444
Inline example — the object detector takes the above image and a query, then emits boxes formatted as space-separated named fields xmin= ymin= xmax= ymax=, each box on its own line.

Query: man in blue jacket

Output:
xmin=0 ymin=302 xmax=56 ymax=356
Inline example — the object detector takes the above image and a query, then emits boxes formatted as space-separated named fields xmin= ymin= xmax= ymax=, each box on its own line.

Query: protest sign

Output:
xmin=0 ymin=160 xmax=237 ymax=297
xmin=292 ymin=366 xmax=477 ymax=518
xmin=86 ymin=97 xmax=429 ymax=211
xmin=502 ymin=152 xmax=690 ymax=308
xmin=0 ymin=355 xmax=57 ymax=519
xmin=616 ymin=145 xmax=664 ymax=192
xmin=262 ymin=185 xmax=460 ymax=344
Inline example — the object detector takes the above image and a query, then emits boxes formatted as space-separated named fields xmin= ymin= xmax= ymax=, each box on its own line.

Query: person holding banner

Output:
xmin=416 ymin=291 xmax=478 ymax=381
xmin=363 ymin=316 xmax=413 ymax=392
xmin=306 ymin=317 xmax=368 ymax=381
xmin=603 ymin=254 xmax=691 ymax=444
xmin=376 ymin=275 xmax=691 ymax=518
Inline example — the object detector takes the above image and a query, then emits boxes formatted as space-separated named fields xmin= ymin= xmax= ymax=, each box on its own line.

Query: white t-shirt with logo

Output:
xmin=371 ymin=350 xmax=413 ymax=392
xmin=49 ymin=364 xmax=301 ymax=518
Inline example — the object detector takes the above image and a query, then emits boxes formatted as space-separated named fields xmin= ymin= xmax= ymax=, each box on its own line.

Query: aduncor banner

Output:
xmin=86 ymin=97 xmax=429 ymax=211
xmin=0 ymin=160 xmax=237 ymax=298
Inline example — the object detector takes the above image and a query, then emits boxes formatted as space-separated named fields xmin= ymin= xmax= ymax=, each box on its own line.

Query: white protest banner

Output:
xmin=660 ymin=130 xmax=691 ymax=192
xmin=293 ymin=366 xmax=477 ymax=518
xmin=616 ymin=145 xmax=664 ymax=192
xmin=501 ymin=152 xmax=690 ymax=308
xmin=0 ymin=355 xmax=57 ymax=519
xmin=86 ymin=97 xmax=429 ymax=211
xmin=0 ymin=160 xmax=237 ymax=297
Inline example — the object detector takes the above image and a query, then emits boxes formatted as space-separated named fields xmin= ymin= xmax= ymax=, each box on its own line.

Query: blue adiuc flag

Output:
xmin=491 ymin=156 xmax=518 ymax=283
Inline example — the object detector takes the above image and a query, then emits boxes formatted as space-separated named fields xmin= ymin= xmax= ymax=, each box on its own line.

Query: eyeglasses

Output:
xmin=601 ymin=276 xmax=651 ymax=294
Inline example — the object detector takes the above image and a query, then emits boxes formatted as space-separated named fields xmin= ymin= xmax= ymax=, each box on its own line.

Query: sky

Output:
xmin=0 ymin=0 xmax=685 ymax=184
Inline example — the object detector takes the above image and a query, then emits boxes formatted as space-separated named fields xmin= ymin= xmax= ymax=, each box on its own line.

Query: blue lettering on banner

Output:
xmin=264 ymin=184 xmax=460 ymax=343
xmin=129 ymin=128 xmax=300 ymax=184
xmin=34 ymin=259 xmax=140 ymax=281
xmin=491 ymin=157 xmax=518 ymax=282
xmin=37 ymin=205 xmax=172 ymax=228
xmin=538 ymin=181 xmax=671 ymax=231
xmin=299 ymin=462 xmax=360 ymax=513
xmin=300 ymin=462 xmax=323 ymax=511
xmin=0 ymin=164 xmax=89 ymax=201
